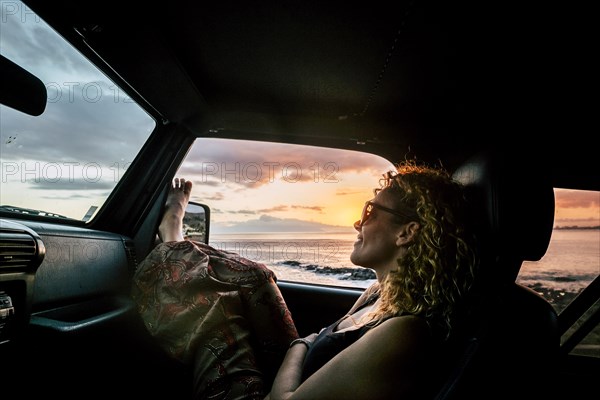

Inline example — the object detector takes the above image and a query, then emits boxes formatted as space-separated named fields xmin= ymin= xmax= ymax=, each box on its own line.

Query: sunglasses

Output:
xmin=357 ymin=200 xmax=414 ymax=227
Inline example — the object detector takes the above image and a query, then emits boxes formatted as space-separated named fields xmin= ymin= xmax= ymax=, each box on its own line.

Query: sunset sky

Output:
xmin=1 ymin=1 xmax=599 ymax=232
xmin=553 ymin=189 xmax=600 ymax=228
xmin=176 ymin=138 xmax=396 ymax=233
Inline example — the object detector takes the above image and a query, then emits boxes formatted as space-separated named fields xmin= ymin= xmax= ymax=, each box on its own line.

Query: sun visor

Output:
xmin=0 ymin=54 xmax=47 ymax=116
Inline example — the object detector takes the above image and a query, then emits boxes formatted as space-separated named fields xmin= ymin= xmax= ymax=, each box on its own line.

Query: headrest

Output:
xmin=452 ymin=151 xmax=555 ymax=282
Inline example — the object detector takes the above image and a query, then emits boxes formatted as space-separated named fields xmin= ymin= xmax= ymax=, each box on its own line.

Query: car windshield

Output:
xmin=0 ymin=0 xmax=155 ymax=221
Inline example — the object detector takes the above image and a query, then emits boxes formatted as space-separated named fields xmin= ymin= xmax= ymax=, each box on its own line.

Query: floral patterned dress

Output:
xmin=131 ymin=240 xmax=299 ymax=399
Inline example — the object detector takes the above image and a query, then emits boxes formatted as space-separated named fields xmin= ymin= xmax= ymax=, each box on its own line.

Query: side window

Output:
xmin=176 ymin=138 xmax=395 ymax=288
xmin=0 ymin=0 xmax=155 ymax=222
xmin=517 ymin=188 xmax=600 ymax=358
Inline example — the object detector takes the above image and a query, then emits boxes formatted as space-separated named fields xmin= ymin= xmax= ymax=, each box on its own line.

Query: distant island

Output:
xmin=554 ymin=225 xmax=600 ymax=230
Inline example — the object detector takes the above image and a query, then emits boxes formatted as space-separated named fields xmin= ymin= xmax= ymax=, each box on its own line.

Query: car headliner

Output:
xmin=23 ymin=0 xmax=596 ymax=190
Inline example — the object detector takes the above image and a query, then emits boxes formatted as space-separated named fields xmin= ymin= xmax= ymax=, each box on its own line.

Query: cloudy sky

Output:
xmin=1 ymin=0 xmax=598 ymax=232
xmin=1 ymin=0 xmax=155 ymax=219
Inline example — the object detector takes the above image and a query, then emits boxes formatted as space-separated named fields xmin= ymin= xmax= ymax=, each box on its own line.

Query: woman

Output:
xmin=134 ymin=160 xmax=479 ymax=400
xmin=267 ymin=161 xmax=479 ymax=399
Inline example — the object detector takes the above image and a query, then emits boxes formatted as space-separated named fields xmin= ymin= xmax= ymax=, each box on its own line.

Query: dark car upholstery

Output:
xmin=434 ymin=150 xmax=559 ymax=399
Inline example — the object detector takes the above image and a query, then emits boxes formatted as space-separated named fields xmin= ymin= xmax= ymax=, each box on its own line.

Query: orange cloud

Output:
xmin=554 ymin=189 xmax=600 ymax=227
xmin=291 ymin=205 xmax=324 ymax=212
xmin=555 ymin=189 xmax=600 ymax=209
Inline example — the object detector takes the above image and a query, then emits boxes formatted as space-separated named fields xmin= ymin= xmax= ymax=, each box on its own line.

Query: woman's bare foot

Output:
xmin=158 ymin=178 xmax=193 ymax=242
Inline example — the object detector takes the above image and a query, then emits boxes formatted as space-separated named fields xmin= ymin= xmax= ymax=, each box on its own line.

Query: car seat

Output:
xmin=433 ymin=150 xmax=560 ymax=399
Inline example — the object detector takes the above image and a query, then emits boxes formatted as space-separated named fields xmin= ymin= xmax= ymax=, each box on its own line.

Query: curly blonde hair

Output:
xmin=368 ymin=161 xmax=479 ymax=340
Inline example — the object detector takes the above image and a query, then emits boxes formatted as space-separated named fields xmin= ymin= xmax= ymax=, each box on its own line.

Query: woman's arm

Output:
xmin=267 ymin=333 xmax=318 ymax=399
xmin=267 ymin=315 xmax=431 ymax=400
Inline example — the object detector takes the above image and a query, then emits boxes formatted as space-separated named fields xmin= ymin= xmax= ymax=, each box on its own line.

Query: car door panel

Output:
xmin=30 ymin=226 xmax=133 ymax=307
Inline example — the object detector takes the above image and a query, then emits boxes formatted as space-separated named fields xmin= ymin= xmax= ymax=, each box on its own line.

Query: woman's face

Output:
xmin=350 ymin=189 xmax=406 ymax=276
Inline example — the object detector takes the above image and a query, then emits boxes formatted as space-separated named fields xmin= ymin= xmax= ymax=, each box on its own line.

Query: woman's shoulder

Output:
xmin=380 ymin=314 xmax=429 ymax=328
xmin=366 ymin=315 xmax=432 ymax=352
xmin=325 ymin=314 xmax=433 ymax=398
xmin=355 ymin=315 xmax=433 ymax=380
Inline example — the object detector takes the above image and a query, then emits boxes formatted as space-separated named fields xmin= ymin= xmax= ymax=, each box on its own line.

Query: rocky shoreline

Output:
xmin=525 ymin=283 xmax=581 ymax=314
xmin=280 ymin=260 xmax=377 ymax=280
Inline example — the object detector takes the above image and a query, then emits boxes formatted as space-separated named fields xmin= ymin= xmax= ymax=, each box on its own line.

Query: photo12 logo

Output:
xmin=45 ymin=82 xmax=134 ymax=104
xmin=1 ymin=161 xmax=132 ymax=183
xmin=1 ymin=1 xmax=41 ymax=24
xmin=212 ymin=240 xmax=341 ymax=265
xmin=199 ymin=162 xmax=339 ymax=184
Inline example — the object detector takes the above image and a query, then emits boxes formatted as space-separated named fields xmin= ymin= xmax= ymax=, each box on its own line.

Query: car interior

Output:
xmin=1 ymin=1 xmax=597 ymax=399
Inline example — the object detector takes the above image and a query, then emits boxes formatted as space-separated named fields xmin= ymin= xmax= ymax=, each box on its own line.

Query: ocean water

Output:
xmin=209 ymin=229 xmax=600 ymax=294
xmin=209 ymin=232 xmax=373 ymax=288
xmin=518 ymin=229 xmax=600 ymax=293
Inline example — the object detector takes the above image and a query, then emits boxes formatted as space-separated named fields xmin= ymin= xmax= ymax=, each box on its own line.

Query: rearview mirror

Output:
xmin=0 ymin=54 xmax=47 ymax=116
xmin=183 ymin=201 xmax=210 ymax=244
